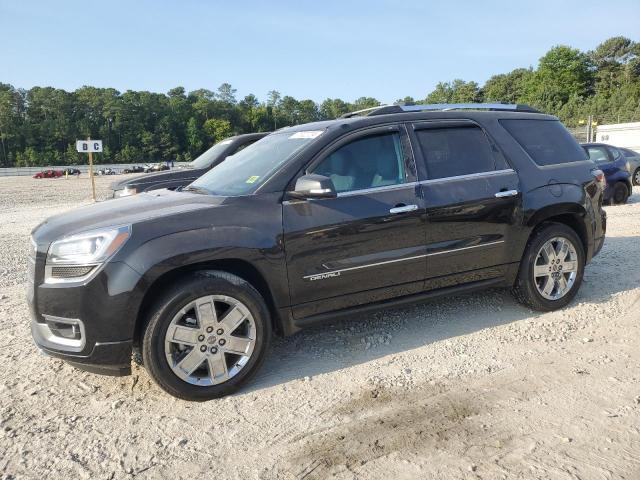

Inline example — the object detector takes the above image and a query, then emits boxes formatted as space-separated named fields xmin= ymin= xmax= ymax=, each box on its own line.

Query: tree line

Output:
xmin=0 ymin=36 xmax=638 ymax=167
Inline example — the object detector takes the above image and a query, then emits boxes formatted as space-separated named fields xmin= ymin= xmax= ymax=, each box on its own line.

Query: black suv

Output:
xmin=28 ymin=103 xmax=606 ymax=400
xmin=110 ymin=133 xmax=267 ymax=198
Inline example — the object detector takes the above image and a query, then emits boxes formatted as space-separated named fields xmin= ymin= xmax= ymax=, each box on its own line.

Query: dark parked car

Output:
xmin=33 ymin=169 xmax=63 ymax=179
xmin=143 ymin=163 xmax=169 ymax=173
xmin=581 ymin=143 xmax=633 ymax=204
xmin=123 ymin=166 xmax=145 ymax=174
xmin=63 ymin=168 xmax=81 ymax=176
xmin=29 ymin=103 xmax=606 ymax=400
xmin=111 ymin=133 xmax=267 ymax=198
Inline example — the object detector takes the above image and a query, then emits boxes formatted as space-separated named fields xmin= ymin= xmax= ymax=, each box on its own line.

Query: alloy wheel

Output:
xmin=532 ymin=236 xmax=579 ymax=300
xmin=164 ymin=295 xmax=256 ymax=386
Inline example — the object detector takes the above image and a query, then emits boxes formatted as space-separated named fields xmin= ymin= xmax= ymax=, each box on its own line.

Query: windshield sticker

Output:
xmin=289 ymin=130 xmax=323 ymax=139
xmin=246 ymin=175 xmax=260 ymax=184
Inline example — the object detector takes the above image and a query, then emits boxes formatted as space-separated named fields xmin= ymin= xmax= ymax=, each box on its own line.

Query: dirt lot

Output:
xmin=1 ymin=175 xmax=639 ymax=480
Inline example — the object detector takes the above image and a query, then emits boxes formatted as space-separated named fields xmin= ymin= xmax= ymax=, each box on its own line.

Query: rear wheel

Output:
xmin=612 ymin=182 xmax=629 ymax=205
xmin=142 ymin=271 xmax=271 ymax=401
xmin=512 ymin=223 xmax=585 ymax=311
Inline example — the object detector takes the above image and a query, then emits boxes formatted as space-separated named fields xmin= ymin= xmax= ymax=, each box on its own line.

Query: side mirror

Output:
xmin=289 ymin=174 xmax=337 ymax=199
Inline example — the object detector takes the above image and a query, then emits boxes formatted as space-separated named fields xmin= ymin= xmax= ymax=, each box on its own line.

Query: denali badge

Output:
xmin=307 ymin=271 xmax=341 ymax=281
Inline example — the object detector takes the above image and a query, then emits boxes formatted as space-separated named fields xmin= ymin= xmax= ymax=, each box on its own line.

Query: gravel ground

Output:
xmin=1 ymin=175 xmax=639 ymax=480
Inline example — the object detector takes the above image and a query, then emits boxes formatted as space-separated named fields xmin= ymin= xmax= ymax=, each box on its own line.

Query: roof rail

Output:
xmin=340 ymin=105 xmax=392 ymax=118
xmin=340 ymin=102 xmax=540 ymax=118
xmin=395 ymin=103 xmax=540 ymax=113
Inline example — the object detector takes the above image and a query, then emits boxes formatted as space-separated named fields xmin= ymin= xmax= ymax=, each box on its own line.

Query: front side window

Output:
xmin=585 ymin=146 xmax=609 ymax=163
xmin=415 ymin=126 xmax=502 ymax=180
xmin=312 ymin=132 xmax=405 ymax=193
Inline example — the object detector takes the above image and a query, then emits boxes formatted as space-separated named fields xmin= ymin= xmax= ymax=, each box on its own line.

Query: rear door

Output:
xmin=408 ymin=120 xmax=522 ymax=288
xmin=283 ymin=125 xmax=427 ymax=318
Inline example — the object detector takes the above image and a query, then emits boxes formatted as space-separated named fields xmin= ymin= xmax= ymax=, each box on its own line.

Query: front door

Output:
xmin=283 ymin=125 xmax=426 ymax=318
xmin=409 ymin=121 xmax=522 ymax=289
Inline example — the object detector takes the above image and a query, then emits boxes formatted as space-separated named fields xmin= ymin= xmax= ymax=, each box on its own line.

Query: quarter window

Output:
xmin=415 ymin=126 xmax=504 ymax=180
xmin=500 ymin=119 xmax=588 ymax=166
xmin=312 ymin=132 xmax=405 ymax=193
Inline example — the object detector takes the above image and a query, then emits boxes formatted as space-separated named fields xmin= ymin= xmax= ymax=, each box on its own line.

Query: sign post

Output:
xmin=76 ymin=139 xmax=102 ymax=201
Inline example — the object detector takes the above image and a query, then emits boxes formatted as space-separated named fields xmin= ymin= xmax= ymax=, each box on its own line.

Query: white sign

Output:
xmin=76 ymin=140 xmax=103 ymax=153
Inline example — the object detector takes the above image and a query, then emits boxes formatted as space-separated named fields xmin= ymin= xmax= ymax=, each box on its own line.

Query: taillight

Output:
xmin=591 ymin=168 xmax=606 ymax=191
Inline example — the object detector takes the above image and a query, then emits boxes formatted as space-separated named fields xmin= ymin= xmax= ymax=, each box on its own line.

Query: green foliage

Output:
xmin=0 ymin=37 xmax=638 ymax=167
xmin=424 ymin=37 xmax=639 ymax=128
xmin=203 ymin=118 xmax=232 ymax=143
xmin=426 ymin=79 xmax=481 ymax=103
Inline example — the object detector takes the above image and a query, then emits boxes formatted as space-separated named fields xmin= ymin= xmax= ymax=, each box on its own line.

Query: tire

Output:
xmin=612 ymin=182 xmax=629 ymax=205
xmin=512 ymin=223 xmax=585 ymax=312
xmin=142 ymin=270 xmax=271 ymax=401
xmin=633 ymin=168 xmax=640 ymax=187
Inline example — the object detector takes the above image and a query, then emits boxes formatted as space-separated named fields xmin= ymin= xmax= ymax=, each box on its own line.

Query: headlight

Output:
xmin=114 ymin=186 xmax=137 ymax=198
xmin=45 ymin=226 xmax=130 ymax=283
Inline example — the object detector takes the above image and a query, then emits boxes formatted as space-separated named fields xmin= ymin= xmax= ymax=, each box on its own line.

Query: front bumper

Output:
xmin=28 ymin=258 xmax=145 ymax=377
xmin=34 ymin=321 xmax=132 ymax=376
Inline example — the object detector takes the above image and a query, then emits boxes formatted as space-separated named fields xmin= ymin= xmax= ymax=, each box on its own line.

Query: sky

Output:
xmin=1 ymin=0 xmax=639 ymax=104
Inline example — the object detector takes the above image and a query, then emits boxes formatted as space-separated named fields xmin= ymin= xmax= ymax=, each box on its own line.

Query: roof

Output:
xmin=280 ymin=108 xmax=557 ymax=134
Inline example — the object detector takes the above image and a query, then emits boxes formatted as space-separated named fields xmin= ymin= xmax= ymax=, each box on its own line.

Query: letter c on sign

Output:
xmin=94 ymin=143 xmax=99 ymax=150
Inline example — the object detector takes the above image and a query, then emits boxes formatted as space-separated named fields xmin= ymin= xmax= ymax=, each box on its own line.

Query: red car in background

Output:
xmin=33 ymin=169 xmax=64 ymax=179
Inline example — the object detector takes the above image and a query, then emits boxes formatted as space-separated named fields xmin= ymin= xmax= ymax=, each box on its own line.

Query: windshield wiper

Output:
xmin=182 ymin=185 xmax=211 ymax=195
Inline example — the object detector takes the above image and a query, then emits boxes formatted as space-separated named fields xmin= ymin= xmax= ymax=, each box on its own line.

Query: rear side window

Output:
xmin=501 ymin=119 xmax=587 ymax=166
xmin=415 ymin=126 xmax=506 ymax=180
xmin=584 ymin=146 xmax=609 ymax=163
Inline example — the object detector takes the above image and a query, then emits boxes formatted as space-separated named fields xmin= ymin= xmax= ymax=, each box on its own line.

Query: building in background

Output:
xmin=596 ymin=122 xmax=640 ymax=153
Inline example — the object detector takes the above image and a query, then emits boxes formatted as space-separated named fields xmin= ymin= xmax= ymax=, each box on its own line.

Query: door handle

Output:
xmin=495 ymin=190 xmax=518 ymax=198
xmin=389 ymin=204 xmax=418 ymax=214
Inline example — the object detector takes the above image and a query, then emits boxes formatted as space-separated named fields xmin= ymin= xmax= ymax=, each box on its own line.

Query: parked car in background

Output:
xmin=97 ymin=167 xmax=117 ymax=175
xmin=29 ymin=103 xmax=606 ymax=400
xmin=123 ymin=166 xmax=145 ymax=174
xmin=581 ymin=143 xmax=633 ymax=204
xmin=143 ymin=163 xmax=169 ymax=173
xmin=33 ymin=169 xmax=63 ymax=179
xmin=619 ymin=147 xmax=640 ymax=186
xmin=110 ymin=133 xmax=267 ymax=198
xmin=63 ymin=168 xmax=81 ymax=176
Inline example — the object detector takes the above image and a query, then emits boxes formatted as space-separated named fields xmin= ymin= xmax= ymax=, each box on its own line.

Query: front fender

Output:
xmin=122 ymin=223 xmax=289 ymax=315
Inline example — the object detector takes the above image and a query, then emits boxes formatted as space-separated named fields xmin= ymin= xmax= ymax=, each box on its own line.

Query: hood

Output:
xmin=110 ymin=167 xmax=206 ymax=191
xmin=32 ymin=189 xmax=225 ymax=244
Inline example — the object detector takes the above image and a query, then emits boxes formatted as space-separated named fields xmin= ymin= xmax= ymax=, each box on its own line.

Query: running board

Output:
xmin=293 ymin=277 xmax=504 ymax=329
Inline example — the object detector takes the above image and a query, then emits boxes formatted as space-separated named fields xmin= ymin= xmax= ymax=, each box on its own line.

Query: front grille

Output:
xmin=50 ymin=265 xmax=95 ymax=278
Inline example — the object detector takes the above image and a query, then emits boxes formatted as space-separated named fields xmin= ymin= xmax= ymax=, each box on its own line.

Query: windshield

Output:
xmin=189 ymin=130 xmax=323 ymax=196
xmin=189 ymin=138 xmax=235 ymax=169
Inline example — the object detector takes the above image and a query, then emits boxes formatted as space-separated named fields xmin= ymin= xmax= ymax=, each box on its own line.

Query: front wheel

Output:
xmin=142 ymin=271 xmax=271 ymax=401
xmin=633 ymin=168 xmax=640 ymax=187
xmin=512 ymin=223 xmax=585 ymax=311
